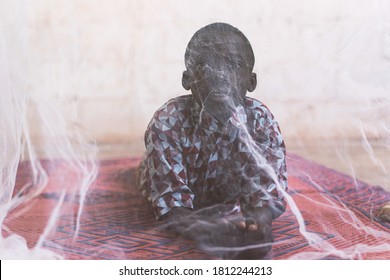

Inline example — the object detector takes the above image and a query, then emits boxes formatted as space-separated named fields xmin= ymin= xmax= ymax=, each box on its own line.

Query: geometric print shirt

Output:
xmin=139 ymin=95 xmax=287 ymax=220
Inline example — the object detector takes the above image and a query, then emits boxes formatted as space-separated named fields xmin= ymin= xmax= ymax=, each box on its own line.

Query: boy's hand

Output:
xmin=160 ymin=206 xmax=273 ymax=259
xmin=160 ymin=207 xmax=194 ymax=234
xmin=236 ymin=216 xmax=260 ymax=231
xmin=242 ymin=206 xmax=273 ymax=232
xmin=162 ymin=207 xmax=193 ymax=221
xmin=233 ymin=206 xmax=272 ymax=233
xmin=161 ymin=206 xmax=272 ymax=240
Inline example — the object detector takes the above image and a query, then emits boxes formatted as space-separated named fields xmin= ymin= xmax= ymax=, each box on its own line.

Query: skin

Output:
xmin=183 ymin=30 xmax=257 ymax=124
xmin=163 ymin=24 xmax=273 ymax=259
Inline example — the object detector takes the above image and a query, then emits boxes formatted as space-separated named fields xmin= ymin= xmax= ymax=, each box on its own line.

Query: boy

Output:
xmin=139 ymin=23 xmax=287 ymax=259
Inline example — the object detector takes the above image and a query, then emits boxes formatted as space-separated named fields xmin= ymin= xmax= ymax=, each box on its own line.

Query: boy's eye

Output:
xmin=196 ymin=63 xmax=208 ymax=72
xmin=229 ymin=61 xmax=244 ymax=69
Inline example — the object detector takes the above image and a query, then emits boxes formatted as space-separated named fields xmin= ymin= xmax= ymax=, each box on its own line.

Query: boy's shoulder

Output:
xmin=244 ymin=96 xmax=274 ymax=119
xmin=151 ymin=95 xmax=193 ymax=127
xmin=152 ymin=95 xmax=275 ymax=121
xmin=155 ymin=95 xmax=193 ymax=115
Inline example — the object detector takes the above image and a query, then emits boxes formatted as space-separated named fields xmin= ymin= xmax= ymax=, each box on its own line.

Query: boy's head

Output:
xmin=182 ymin=23 xmax=257 ymax=115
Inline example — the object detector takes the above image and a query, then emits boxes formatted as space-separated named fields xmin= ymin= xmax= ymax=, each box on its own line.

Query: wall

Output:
xmin=13 ymin=0 xmax=390 ymax=148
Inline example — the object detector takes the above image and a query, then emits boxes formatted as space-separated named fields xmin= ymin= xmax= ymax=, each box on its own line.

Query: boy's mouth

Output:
xmin=207 ymin=90 xmax=230 ymax=101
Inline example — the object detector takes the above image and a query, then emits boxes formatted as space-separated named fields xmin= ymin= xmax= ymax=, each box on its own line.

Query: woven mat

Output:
xmin=4 ymin=154 xmax=390 ymax=259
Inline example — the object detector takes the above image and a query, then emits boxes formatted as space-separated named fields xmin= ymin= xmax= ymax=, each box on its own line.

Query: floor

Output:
xmin=287 ymin=138 xmax=390 ymax=192
xmin=10 ymin=152 xmax=390 ymax=260
xmin=97 ymin=138 xmax=390 ymax=192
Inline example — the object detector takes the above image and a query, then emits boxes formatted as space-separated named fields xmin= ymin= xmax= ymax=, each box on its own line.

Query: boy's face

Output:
xmin=185 ymin=31 xmax=256 ymax=118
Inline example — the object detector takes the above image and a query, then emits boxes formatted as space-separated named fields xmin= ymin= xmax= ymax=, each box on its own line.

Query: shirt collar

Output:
xmin=190 ymin=96 xmax=247 ymax=133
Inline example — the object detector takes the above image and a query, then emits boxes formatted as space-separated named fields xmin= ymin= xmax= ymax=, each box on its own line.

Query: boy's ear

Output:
xmin=247 ymin=73 xmax=257 ymax=92
xmin=182 ymin=70 xmax=192 ymax=91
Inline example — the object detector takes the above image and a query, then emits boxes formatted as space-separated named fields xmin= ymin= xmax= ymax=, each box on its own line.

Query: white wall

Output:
xmin=16 ymin=0 xmax=390 ymax=146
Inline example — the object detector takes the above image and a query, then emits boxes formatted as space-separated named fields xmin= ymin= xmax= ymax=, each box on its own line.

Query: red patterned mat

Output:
xmin=4 ymin=154 xmax=390 ymax=259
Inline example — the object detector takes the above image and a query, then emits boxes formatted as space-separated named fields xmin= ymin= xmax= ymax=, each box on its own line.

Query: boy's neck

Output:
xmin=191 ymin=96 xmax=247 ymax=129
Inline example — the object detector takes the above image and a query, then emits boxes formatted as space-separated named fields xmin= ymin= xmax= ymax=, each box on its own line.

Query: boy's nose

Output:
xmin=207 ymin=66 xmax=230 ymax=81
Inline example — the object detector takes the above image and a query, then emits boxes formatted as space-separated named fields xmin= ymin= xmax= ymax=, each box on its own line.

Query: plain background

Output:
xmin=11 ymin=0 xmax=389 ymax=144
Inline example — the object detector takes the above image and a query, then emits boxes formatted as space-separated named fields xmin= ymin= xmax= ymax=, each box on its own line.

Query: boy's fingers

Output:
xmin=238 ymin=220 xmax=247 ymax=229
xmin=248 ymin=224 xmax=258 ymax=231
xmin=245 ymin=217 xmax=258 ymax=231
xmin=222 ymin=212 xmax=246 ymax=229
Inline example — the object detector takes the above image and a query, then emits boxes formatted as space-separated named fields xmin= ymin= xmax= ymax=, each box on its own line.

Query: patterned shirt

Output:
xmin=139 ymin=95 xmax=287 ymax=219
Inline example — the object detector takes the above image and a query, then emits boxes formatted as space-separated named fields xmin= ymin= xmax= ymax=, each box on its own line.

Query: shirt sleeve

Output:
xmin=143 ymin=110 xmax=194 ymax=219
xmin=251 ymin=106 xmax=288 ymax=219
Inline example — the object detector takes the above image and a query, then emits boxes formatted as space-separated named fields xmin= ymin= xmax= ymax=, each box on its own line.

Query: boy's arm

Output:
xmin=250 ymin=107 xmax=288 ymax=220
xmin=144 ymin=114 xmax=194 ymax=220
